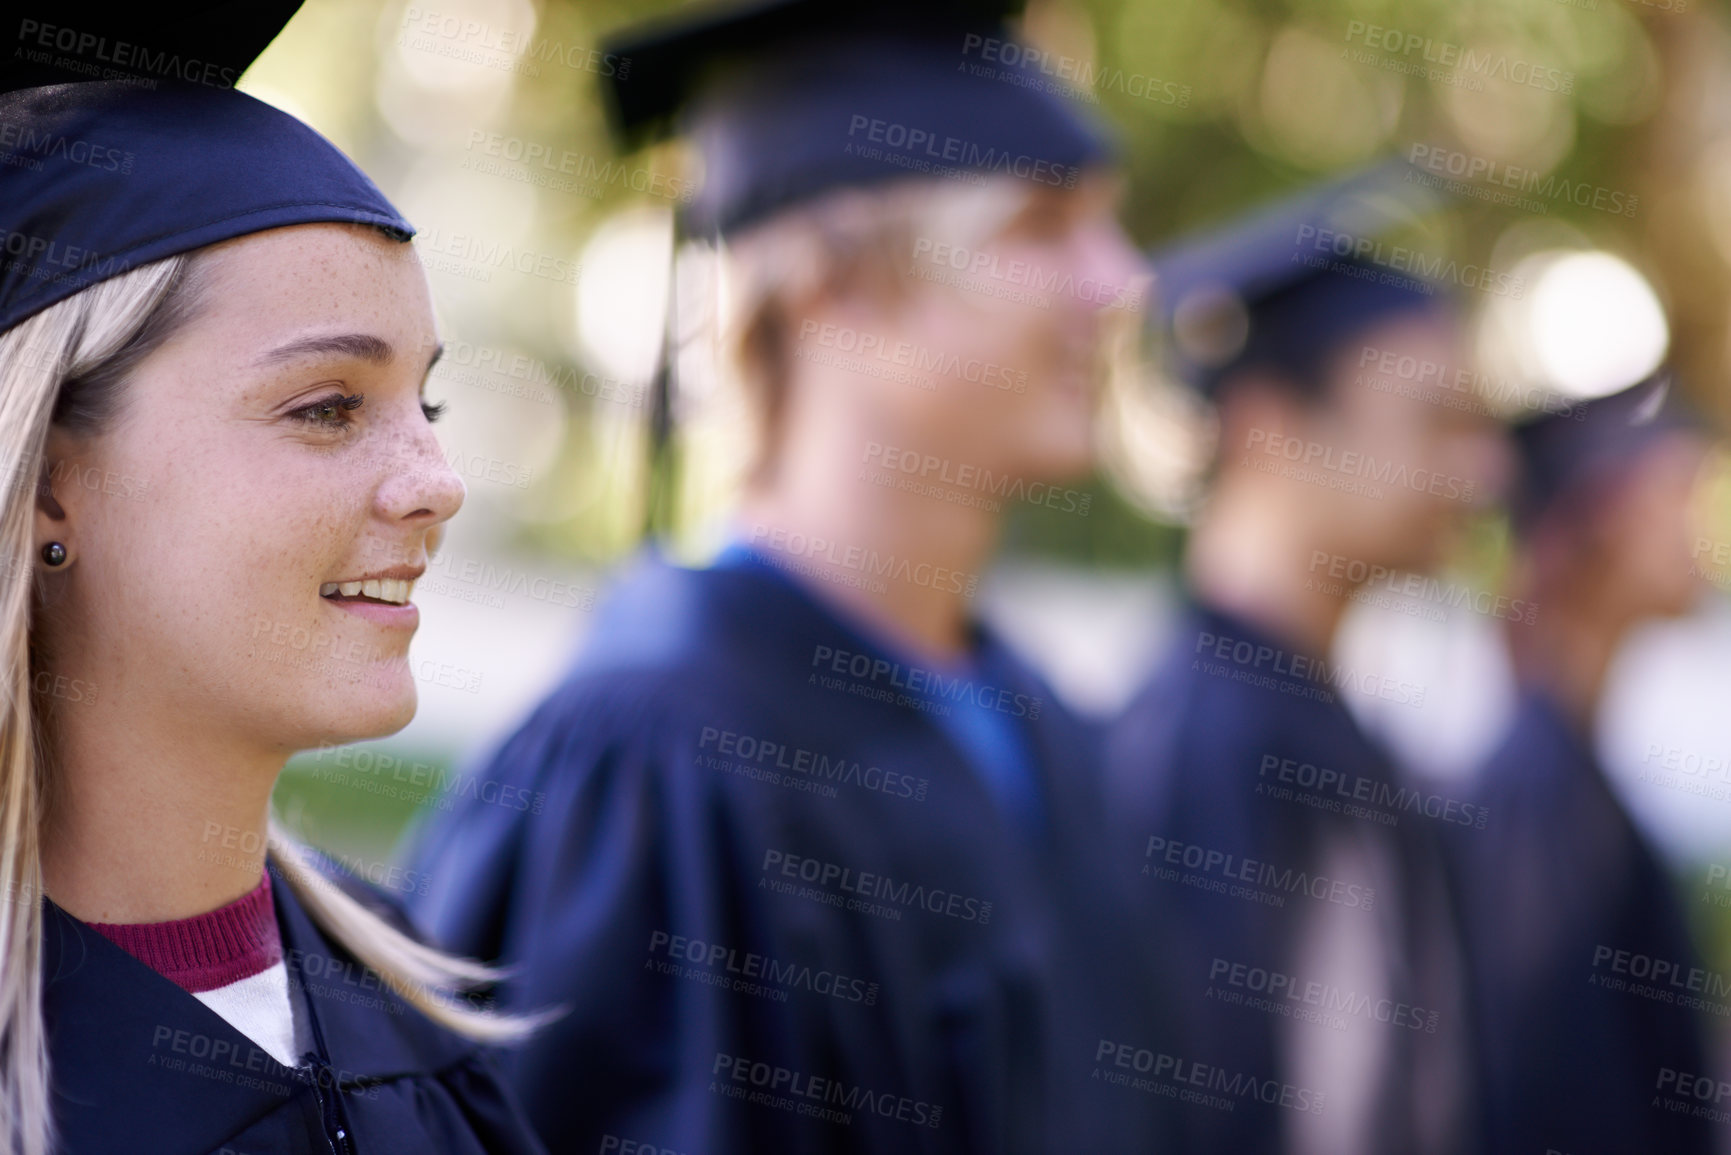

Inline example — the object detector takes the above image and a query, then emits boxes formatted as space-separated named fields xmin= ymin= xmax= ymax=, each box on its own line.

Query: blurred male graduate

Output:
xmin=1453 ymin=376 xmax=1718 ymax=1155
xmin=406 ymin=1 xmax=1185 ymax=1152
xmin=1105 ymin=174 xmax=1510 ymax=1155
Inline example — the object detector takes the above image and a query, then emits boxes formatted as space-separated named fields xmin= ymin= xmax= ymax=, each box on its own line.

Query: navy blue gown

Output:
xmin=1106 ymin=601 xmax=1478 ymax=1155
xmin=1451 ymin=690 xmax=1716 ymax=1155
xmin=405 ymin=549 xmax=1184 ymax=1155
xmin=44 ymin=859 xmax=544 ymax=1155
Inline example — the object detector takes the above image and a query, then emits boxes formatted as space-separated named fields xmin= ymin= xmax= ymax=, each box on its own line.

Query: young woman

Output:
xmin=0 ymin=44 xmax=543 ymax=1155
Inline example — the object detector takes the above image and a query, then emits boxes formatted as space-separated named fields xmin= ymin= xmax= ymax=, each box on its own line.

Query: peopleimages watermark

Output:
xmin=1636 ymin=742 xmax=1731 ymax=805
xmin=460 ymin=131 xmax=693 ymax=204
xmin=844 ymin=114 xmax=1078 ymax=189
xmin=30 ymin=669 xmax=96 ymax=708
xmin=795 ymin=319 xmax=1027 ymax=393
xmin=1093 ymin=1039 xmax=1326 ymax=1115
xmin=0 ymin=455 xmax=147 ymax=519
xmin=426 ymin=335 xmax=644 ymax=410
xmin=1342 ymin=22 xmax=1575 ymax=95
xmin=599 ymin=1139 xmax=688 ymax=1155
xmin=1256 ymin=751 xmax=1490 ymax=830
xmin=197 ymin=820 xmax=430 ymax=896
xmin=1243 ymin=427 xmax=1479 ymax=505
xmin=1292 ymin=224 xmax=1525 ymax=299
xmin=246 ymin=616 xmax=484 ymax=695
xmin=1354 ymin=342 xmax=1585 ymax=422
xmin=305 ymin=742 xmax=544 ymax=814
xmin=1656 ymin=1068 xmax=1731 ymax=1127
xmin=1190 ymin=627 xmax=1428 ymax=711
xmin=748 ymin=525 xmax=979 ymax=598
xmin=697 ymin=726 xmax=929 ymax=803
xmin=860 ymin=441 xmax=1090 ymax=518
xmin=0 ymin=226 xmax=125 ymax=290
xmin=148 ymin=1026 xmax=294 ymax=1095
xmin=760 ymin=849 xmax=994 ymax=925
xmin=1702 ymin=863 xmax=1731 ymax=910
xmin=397 ymin=7 xmax=631 ymax=79
xmin=808 ymin=643 xmax=1044 ymax=720
xmin=15 ymin=19 xmax=240 ymax=90
xmin=1143 ymin=834 xmax=1377 ymax=912
xmin=328 ymin=424 xmax=535 ymax=490
xmin=420 ymin=551 xmax=596 ymax=614
xmin=711 ymin=1053 xmax=943 ymax=1129
xmin=909 ymin=237 xmax=1145 ymax=312
xmin=1692 ymin=538 xmax=1731 ymax=592
xmin=1206 ymin=956 xmax=1439 ymax=1034
xmin=0 ymin=121 xmax=132 ymax=174
xmin=416 ymin=227 xmax=584 ymax=288
xmin=1306 ymin=550 xmax=1538 ymax=629
xmin=958 ymin=33 xmax=1191 ymax=108
xmin=1590 ymin=945 xmax=1731 ymax=1019
xmin=1407 ymin=143 xmax=1637 ymax=219
xmin=647 ymin=930 xmax=879 ymax=1006
xmin=1190 ymin=626 xmax=1419 ymax=709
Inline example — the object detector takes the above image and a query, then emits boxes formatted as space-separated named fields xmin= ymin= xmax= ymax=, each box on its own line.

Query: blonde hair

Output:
xmin=0 ymin=252 xmax=539 ymax=1155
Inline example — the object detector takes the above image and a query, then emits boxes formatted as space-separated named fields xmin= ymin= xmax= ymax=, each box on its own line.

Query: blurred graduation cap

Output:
xmin=1510 ymin=373 xmax=1703 ymax=529
xmin=0 ymin=1 xmax=411 ymax=333
xmin=599 ymin=0 xmax=1116 ymax=238
xmin=595 ymin=0 xmax=1120 ymax=534
xmin=1152 ymin=161 xmax=1452 ymax=400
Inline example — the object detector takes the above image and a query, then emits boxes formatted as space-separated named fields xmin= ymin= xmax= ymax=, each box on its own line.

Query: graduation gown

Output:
xmin=1106 ymin=602 xmax=1477 ymax=1155
xmin=1451 ymin=690 xmax=1716 ymax=1155
xmin=44 ymin=860 xmax=545 ymax=1155
xmin=405 ymin=550 xmax=1182 ymax=1155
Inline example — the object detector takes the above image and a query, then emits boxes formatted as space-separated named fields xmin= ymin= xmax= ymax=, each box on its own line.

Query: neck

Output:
xmin=41 ymin=689 xmax=280 ymax=924
xmin=737 ymin=412 xmax=1001 ymax=660
xmin=1184 ymin=485 xmax=1350 ymax=658
xmin=1505 ymin=574 xmax=1633 ymax=732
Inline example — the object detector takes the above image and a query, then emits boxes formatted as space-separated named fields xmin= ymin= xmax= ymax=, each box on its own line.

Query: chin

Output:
xmin=306 ymin=676 xmax=419 ymax=746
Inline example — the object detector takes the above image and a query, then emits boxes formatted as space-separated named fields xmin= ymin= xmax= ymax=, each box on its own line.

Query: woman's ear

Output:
xmin=34 ymin=430 xmax=73 ymax=570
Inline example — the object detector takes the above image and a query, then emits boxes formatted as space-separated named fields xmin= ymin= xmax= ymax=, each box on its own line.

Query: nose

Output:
xmin=371 ymin=416 xmax=466 ymax=529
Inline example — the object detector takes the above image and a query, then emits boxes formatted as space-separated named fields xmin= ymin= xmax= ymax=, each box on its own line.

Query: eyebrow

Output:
xmin=253 ymin=333 xmax=395 ymax=368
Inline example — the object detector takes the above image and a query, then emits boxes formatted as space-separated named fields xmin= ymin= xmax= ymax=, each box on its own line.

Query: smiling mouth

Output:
xmin=320 ymin=578 xmax=414 ymax=605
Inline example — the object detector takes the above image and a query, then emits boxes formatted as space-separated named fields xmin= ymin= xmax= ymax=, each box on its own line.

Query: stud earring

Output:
xmin=41 ymin=542 xmax=66 ymax=567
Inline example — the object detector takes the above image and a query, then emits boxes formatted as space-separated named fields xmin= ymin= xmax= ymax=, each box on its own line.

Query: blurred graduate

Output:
xmin=1105 ymin=175 xmax=1510 ymax=1155
xmin=1452 ymin=375 xmax=1718 ymax=1154
xmin=406 ymin=0 xmax=1180 ymax=1152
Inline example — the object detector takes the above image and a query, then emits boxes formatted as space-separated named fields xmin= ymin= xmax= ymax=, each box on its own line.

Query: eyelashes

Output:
xmin=287 ymin=392 xmax=449 ymax=428
xmin=289 ymin=392 xmax=365 ymax=427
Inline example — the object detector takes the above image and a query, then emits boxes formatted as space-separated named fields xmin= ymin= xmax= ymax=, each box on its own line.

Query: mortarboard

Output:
xmin=0 ymin=1 xmax=413 ymax=334
xmin=1152 ymin=161 xmax=1452 ymax=399
xmin=598 ymin=0 xmax=1117 ymax=238
xmin=1510 ymin=373 xmax=1702 ymax=529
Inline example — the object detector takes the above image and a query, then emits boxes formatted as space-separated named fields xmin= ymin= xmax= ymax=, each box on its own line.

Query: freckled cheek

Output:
xmin=137 ymin=453 xmax=366 ymax=608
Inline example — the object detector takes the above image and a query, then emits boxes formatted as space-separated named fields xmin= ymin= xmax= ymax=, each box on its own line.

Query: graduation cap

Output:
xmin=596 ymin=0 xmax=1120 ymax=535
xmin=598 ymin=0 xmax=1117 ymax=238
xmin=1510 ymin=373 xmax=1702 ymax=529
xmin=1152 ymin=161 xmax=1452 ymax=399
xmin=0 ymin=1 xmax=412 ymax=333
